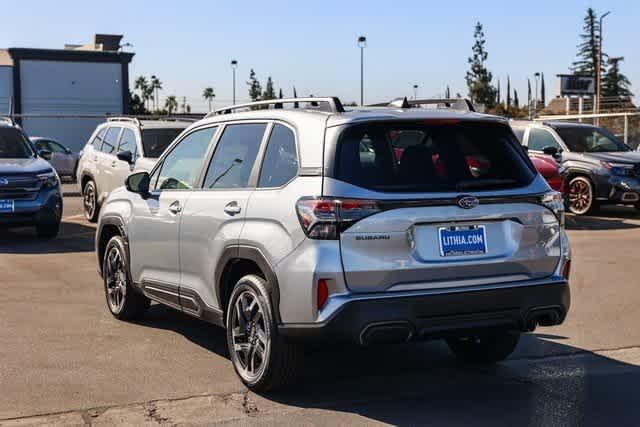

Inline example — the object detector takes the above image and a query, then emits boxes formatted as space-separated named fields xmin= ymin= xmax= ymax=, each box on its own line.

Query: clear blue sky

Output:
xmin=2 ymin=0 xmax=638 ymax=112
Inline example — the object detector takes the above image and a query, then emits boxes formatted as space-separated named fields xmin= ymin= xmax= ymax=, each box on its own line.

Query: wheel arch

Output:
xmin=216 ymin=245 xmax=282 ymax=324
xmin=97 ymin=216 xmax=128 ymax=278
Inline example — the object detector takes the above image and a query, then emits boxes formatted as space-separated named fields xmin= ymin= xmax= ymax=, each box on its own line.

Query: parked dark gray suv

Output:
xmin=512 ymin=121 xmax=640 ymax=215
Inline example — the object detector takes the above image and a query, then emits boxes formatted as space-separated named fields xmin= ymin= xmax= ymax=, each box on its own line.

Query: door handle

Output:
xmin=168 ymin=200 xmax=182 ymax=214
xmin=111 ymin=160 xmax=117 ymax=167
xmin=224 ymin=201 xmax=242 ymax=216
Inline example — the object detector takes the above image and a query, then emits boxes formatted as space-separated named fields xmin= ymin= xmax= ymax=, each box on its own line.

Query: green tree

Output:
xmin=262 ymin=76 xmax=276 ymax=100
xmin=202 ymin=87 xmax=216 ymax=111
xmin=134 ymin=76 xmax=150 ymax=110
xmin=571 ymin=8 xmax=605 ymax=78
xmin=496 ymin=79 xmax=501 ymax=105
xmin=151 ymin=75 xmax=162 ymax=112
xmin=129 ymin=91 xmax=147 ymax=115
xmin=278 ymin=88 xmax=284 ymax=99
xmin=164 ymin=95 xmax=178 ymax=114
xmin=602 ymin=56 xmax=633 ymax=98
xmin=527 ymin=78 xmax=532 ymax=107
xmin=445 ymin=85 xmax=451 ymax=99
xmin=465 ymin=22 xmax=497 ymax=108
xmin=513 ymin=89 xmax=519 ymax=108
xmin=506 ymin=76 xmax=511 ymax=106
xmin=247 ymin=69 xmax=262 ymax=102
xmin=540 ymin=72 xmax=546 ymax=107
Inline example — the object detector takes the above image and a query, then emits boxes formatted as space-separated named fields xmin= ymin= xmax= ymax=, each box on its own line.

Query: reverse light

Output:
xmin=541 ymin=191 xmax=565 ymax=228
xmin=296 ymin=197 xmax=381 ymax=240
xmin=317 ymin=279 xmax=329 ymax=310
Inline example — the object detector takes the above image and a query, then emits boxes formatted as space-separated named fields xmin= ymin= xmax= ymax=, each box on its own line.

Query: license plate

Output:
xmin=0 ymin=199 xmax=14 ymax=213
xmin=438 ymin=225 xmax=487 ymax=257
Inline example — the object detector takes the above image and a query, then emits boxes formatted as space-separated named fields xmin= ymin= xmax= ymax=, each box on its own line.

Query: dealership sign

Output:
xmin=558 ymin=74 xmax=595 ymax=96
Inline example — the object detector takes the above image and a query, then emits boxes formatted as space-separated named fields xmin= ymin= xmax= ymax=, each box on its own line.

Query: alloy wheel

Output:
xmin=105 ymin=246 xmax=127 ymax=313
xmin=568 ymin=177 xmax=592 ymax=215
xmin=230 ymin=290 xmax=270 ymax=381
xmin=83 ymin=184 xmax=96 ymax=219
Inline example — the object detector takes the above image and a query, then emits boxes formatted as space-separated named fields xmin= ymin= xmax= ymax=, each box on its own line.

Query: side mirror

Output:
xmin=117 ymin=150 xmax=134 ymax=165
xmin=65 ymin=147 xmax=72 ymax=154
xmin=542 ymin=146 xmax=559 ymax=156
xmin=125 ymin=171 xmax=150 ymax=195
xmin=38 ymin=149 xmax=52 ymax=160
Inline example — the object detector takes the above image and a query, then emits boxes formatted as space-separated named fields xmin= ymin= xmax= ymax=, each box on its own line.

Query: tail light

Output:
xmin=317 ymin=279 xmax=329 ymax=310
xmin=561 ymin=259 xmax=571 ymax=280
xmin=541 ymin=191 xmax=565 ymax=228
xmin=296 ymin=197 xmax=381 ymax=240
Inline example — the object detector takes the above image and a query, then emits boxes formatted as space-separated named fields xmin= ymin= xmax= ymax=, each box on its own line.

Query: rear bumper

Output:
xmin=279 ymin=279 xmax=570 ymax=344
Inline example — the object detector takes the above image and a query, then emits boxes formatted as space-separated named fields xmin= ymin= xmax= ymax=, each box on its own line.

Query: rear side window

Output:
xmin=258 ymin=124 xmax=298 ymax=187
xmin=335 ymin=121 xmax=535 ymax=193
xmin=203 ymin=123 xmax=266 ymax=189
xmin=142 ymin=128 xmax=184 ymax=158
xmin=101 ymin=127 xmax=121 ymax=154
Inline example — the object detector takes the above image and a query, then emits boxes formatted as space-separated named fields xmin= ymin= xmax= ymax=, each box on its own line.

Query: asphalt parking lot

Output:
xmin=2 ymin=195 xmax=640 ymax=426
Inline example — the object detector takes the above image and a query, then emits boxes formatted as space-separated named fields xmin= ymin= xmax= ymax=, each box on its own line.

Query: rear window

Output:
xmin=142 ymin=128 xmax=184 ymax=158
xmin=0 ymin=127 xmax=35 ymax=159
xmin=335 ymin=121 xmax=535 ymax=193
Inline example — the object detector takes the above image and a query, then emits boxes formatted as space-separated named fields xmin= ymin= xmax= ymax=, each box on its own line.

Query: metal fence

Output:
xmin=535 ymin=112 xmax=640 ymax=150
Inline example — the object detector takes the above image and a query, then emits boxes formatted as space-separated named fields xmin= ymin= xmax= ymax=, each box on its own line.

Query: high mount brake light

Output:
xmin=296 ymin=198 xmax=381 ymax=240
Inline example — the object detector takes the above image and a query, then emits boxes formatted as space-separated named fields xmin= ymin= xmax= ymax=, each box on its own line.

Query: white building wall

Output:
xmin=0 ymin=66 xmax=12 ymax=115
xmin=20 ymin=60 xmax=123 ymax=152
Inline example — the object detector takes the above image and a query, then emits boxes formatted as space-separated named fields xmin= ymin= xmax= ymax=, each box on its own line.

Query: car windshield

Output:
xmin=141 ymin=128 xmax=184 ymax=158
xmin=0 ymin=127 xmax=35 ymax=159
xmin=555 ymin=126 xmax=630 ymax=153
xmin=335 ymin=120 xmax=535 ymax=193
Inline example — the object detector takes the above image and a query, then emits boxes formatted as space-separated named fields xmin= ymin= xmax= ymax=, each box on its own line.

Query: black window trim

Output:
xmin=254 ymin=120 xmax=301 ymax=190
xmin=102 ymin=126 xmax=123 ymax=156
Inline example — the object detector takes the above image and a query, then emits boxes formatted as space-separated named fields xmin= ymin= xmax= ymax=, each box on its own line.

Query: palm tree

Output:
xmin=164 ymin=96 xmax=178 ymax=114
xmin=151 ymin=75 xmax=162 ymax=112
xmin=134 ymin=76 xmax=149 ymax=110
xmin=202 ymin=87 xmax=216 ymax=111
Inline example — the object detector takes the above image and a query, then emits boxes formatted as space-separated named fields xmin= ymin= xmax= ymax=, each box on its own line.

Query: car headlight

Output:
xmin=37 ymin=171 xmax=60 ymax=188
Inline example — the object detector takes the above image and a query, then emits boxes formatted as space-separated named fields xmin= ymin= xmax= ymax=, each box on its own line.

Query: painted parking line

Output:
xmin=62 ymin=214 xmax=86 ymax=221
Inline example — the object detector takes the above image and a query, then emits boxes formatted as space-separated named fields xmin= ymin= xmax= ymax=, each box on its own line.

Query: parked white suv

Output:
xmin=95 ymin=98 xmax=571 ymax=391
xmin=77 ymin=118 xmax=191 ymax=221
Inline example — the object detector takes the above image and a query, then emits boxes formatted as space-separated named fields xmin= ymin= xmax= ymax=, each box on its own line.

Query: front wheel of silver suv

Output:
xmin=226 ymin=275 xmax=301 ymax=392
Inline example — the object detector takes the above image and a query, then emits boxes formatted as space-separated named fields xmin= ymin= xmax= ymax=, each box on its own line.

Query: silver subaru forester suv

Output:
xmin=96 ymin=97 xmax=571 ymax=391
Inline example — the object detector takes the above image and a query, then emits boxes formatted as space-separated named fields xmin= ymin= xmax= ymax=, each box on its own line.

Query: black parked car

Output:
xmin=0 ymin=119 xmax=62 ymax=237
xmin=511 ymin=120 xmax=640 ymax=215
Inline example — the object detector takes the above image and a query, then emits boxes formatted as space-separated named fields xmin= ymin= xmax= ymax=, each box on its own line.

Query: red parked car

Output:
xmin=530 ymin=153 xmax=564 ymax=193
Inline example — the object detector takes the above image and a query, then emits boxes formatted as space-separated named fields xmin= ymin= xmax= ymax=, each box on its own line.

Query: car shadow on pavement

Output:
xmin=566 ymin=210 xmax=640 ymax=230
xmin=133 ymin=305 xmax=640 ymax=426
xmin=0 ymin=221 xmax=95 ymax=254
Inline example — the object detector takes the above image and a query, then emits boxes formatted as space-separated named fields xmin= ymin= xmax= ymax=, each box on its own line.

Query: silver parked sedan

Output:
xmin=30 ymin=137 xmax=79 ymax=180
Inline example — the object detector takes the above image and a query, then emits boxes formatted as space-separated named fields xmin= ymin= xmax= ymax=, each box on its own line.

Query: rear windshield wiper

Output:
xmin=455 ymin=179 xmax=517 ymax=191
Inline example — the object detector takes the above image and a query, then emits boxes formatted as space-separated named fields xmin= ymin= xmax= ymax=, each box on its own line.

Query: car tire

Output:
xmin=83 ymin=180 xmax=100 ymax=222
xmin=446 ymin=332 xmax=520 ymax=364
xmin=102 ymin=235 xmax=150 ymax=320
xmin=35 ymin=221 xmax=60 ymax=239
xmin=226 ymin=274 xmax=301 ymax=392
xmin=567 ymin=176 xmax=596 ymax=215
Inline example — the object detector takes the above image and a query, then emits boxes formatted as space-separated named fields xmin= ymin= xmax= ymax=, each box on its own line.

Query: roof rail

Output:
xmin=107 ymin=116 xmax=141 ymax=126
xmin=207 ymin=97 xmax=345 ymax=117
xmin=369 ymin=97 xmax=475 ymax=112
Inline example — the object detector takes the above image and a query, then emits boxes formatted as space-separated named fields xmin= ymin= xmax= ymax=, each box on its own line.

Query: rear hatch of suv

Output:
xmin=317 ymin=119 xmax=562 ymax=293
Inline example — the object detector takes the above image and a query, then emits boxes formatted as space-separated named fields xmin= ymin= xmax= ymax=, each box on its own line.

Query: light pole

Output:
xmin=533 ymin=72 xmax=541 ymax=118
xmin=231 ymin=59 xmax=238 ymax=105
xmin=358 ymin=35 xmax=366 ymax=105
xmin=596 ymin=11 xmax=611 ymax=119
xmin=412 ymin=84 xmax=419 ymax=100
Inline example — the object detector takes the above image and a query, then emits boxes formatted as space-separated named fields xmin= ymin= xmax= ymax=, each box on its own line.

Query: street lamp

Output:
xmin=596 ymin=11 xmax=611 ymax=118
xmin=412 ymin=84 xmax=419 ymax=100
xmin=358 ymin=35 xmax=366 ymax=105
xmin=231 ymin=59 xmax=238 ymax=105
xmin=533 ymin=72 xmax=541 ymax=118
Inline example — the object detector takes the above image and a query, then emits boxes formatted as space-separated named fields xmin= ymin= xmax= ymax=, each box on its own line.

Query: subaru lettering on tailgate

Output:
xmin=438 ymin=225 xmax=487 ymax=257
